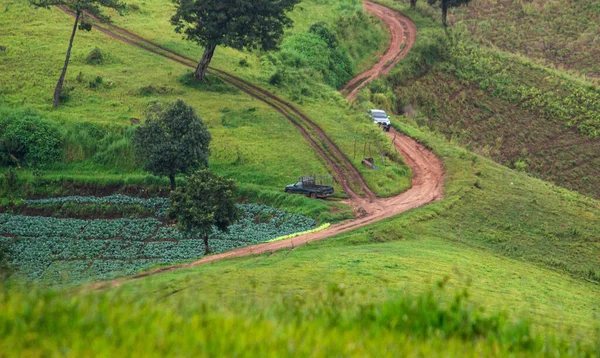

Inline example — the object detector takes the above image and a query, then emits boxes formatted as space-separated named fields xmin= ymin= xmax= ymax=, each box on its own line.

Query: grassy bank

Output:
xmin=0 ymin=283 xmax=596 ymax=356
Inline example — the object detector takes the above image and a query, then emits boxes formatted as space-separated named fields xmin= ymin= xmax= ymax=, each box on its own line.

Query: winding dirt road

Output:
xmin=83 ymin=1 xmax=444 ymax=287
xmin=342 ymin=1 xmax=417 ymax=100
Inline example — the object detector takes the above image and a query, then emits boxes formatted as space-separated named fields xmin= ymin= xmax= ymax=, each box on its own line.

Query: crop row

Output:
xmin=24 ymin=194 xmax=171 ymax=217
xmin=2 ymin=203 xmax=316 ymax=284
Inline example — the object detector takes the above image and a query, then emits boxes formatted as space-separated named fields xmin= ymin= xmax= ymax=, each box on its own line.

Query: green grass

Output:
xmin=365 ymin=1 xmax=600 ymax=200
xmin=106 ymin=117 xmax=600 ymax=342
xmin=2 ymin=105 xmax=600 ymax=355
xmin=3 ymin=283 xmax=597 ymax=356
xmin=0 ymin=0 xmax=409 ymax=199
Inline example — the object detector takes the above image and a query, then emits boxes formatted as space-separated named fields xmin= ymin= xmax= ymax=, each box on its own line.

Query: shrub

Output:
xmin=268 ymin=70 xmax=284 ymax=86
xmin=86 ymin=47 xmax=104 ymax=65
xmin=0 ymin=107 xmax=64 ymax=167
xmin=88 ymin=76 xmax=103 ymax=89
xmin=238 ymin=58 xmax=249 ymax=67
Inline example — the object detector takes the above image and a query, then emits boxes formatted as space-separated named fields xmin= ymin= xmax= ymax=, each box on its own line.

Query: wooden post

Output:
xmin=375 ymin=141 xmax=386 ymax=166
xmin=363 ymin=141 xmax=367 ymax=157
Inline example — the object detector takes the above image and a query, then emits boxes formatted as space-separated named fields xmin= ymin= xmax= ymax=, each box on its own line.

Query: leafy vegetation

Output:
xmin=169 ymin=169 xmax=241 ymax=254
xmin=115 ymin=119 xmax=600 ymax=341
xmin=0 ymin=198 xmax=316 ymax=284
xmin=171 ymin=0 xmax=300 ymax=80
xmin=0 ymin=107 xmax=65 ymax=168
xmin=133 ymin=100 xmax=211 ymax=190
xmin=0 ymin=283 xmax=596 ymax=356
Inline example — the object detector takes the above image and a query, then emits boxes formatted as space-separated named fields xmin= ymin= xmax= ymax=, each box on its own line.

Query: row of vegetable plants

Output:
xmin=2 ymin=198 xmax=316 ymax=285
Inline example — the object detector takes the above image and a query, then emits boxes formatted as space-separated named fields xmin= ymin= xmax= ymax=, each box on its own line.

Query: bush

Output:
xmin=0 ymin=107 xmax=64 ymax=167
xmin=88 ymin=76 xmax=103 ymax=89
xmin=86 ymin=47 xmax=104 ymax=65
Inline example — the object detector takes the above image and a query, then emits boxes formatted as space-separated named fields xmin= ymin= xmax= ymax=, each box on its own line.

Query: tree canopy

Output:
xmin=133 ymin=100 xmax=211 ymax=190
xmin=171 ymin=0 xmax=300 ymax=80
xmin=168 ymin=169 xmax=241 ymax=255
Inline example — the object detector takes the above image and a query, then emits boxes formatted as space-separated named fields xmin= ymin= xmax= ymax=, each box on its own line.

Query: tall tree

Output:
xmin=171 ymin=0 xmax=301 ymax=81
xmin=133 ymin=100 xmax=211 ymax=190
xmin=29 ymin=0 xmax=125 ymax=107
xmin=168 ymin=169 xmax=241 ymax=255
xmin=428 ymin=0 xmax=471 ymax=26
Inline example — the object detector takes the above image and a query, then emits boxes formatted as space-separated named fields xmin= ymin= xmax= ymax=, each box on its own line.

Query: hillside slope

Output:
xmin=107 ymin=120 xmax=600 ymax=341
xmin=0 ymin=0 xmax=410 ymax=198
xmin=365 ymin=0 xmax=600 ymax=200
xmin=452 ymin=0 xmax=600 ymax=78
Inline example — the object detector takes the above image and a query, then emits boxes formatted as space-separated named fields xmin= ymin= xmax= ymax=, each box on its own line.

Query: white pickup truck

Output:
xmin=367 ymin=109 xmax=391 ymax=126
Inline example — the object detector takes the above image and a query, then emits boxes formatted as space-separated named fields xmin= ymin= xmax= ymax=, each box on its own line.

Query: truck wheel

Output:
xmin=285 ymin=189 xmax=291 ymax=194
xmin=310 ymin=192 xmax=317 ymax=199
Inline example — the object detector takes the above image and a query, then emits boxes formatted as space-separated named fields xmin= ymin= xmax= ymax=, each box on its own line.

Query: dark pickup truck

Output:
xmin=284 ymin=176 xmax=334 ymax=198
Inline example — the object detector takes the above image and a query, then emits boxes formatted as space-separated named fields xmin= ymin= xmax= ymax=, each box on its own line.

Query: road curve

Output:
xmin=342 ymin=1 xmax=417 ymax=100
xmin=87 ymin=1 xmax=444 ymax=288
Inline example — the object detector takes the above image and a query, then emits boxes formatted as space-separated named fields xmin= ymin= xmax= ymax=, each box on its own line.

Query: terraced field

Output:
xmin=1 ymin=197 xmax=316 ymax=284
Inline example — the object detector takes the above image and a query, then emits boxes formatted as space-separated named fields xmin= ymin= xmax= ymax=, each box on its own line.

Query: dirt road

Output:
xmin=84 ymin=1 xmax=444 ymax=288
xmin=342 ymin=1 xmax=417 ymax=100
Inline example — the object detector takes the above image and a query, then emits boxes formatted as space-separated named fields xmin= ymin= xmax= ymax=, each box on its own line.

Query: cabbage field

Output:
xmin=1 ymin=197 xmax=316 ymax=285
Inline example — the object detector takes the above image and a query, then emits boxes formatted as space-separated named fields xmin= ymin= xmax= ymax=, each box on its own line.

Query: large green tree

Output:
xmin=133 ymin=100 xmax=211 ymax=190
xmin=171 ymin=0 xmax=300 ymax=81
xmin=428 ymin=0 xmax=472 ymax=26
xmin=29 ymin=0 xmax=125 ymax=107
xmin=168 ymin=169 xmax=241 ymax=255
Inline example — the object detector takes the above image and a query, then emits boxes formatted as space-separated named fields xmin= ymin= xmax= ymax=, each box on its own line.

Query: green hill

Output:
xmin=0 ymin=0 xmax=599 ymax=355
xmin=0 ymin=0 xmax=409 ymax=198
xmin=1 ymin=120 xmax=599 ymax=355
xmin=365 ymin=0 xmax=600 ymax=200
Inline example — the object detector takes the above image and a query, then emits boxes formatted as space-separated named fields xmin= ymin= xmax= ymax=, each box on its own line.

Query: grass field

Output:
xmin=104 ymin=119 xmax=600 ymax=342
xmin=2 ymin=280 xmax=597 ymax=356
xmin=0 ymin=0 xmax=409 ymax=199
xmin=1 ymin=0 xmax=600 ymax=355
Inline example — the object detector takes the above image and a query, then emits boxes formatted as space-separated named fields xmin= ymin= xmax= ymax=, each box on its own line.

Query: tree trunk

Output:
xmin=203 ymin=234 xmax=210 ymax=255
xmin=169 ymin=174 xmax=176 ymax=191
xmin=441 ymin=0 xmax=448 ymax=27
xmin=410 ymin=0 xmax=417 ymax=8
xmin=194 ymin=44 xmax=216 ymax=81
xmin=53 ymin=10 xmax=80 ymax=108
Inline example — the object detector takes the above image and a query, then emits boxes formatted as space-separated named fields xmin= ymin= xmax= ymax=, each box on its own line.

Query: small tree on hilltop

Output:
xmin=133 ymin=100 xmax=211 ymax=190
xmin=428 ymin=0 xmax=471 ymax=27
xmin=171 ymin=0 xmax=301 ymax=81
xmin=410 ymin=0 xmax=417 ymax=9
xmin=29 ymin=0 xmax=126 ymax=107
xmin=168 ymin=169 xmax=241 ymax=255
